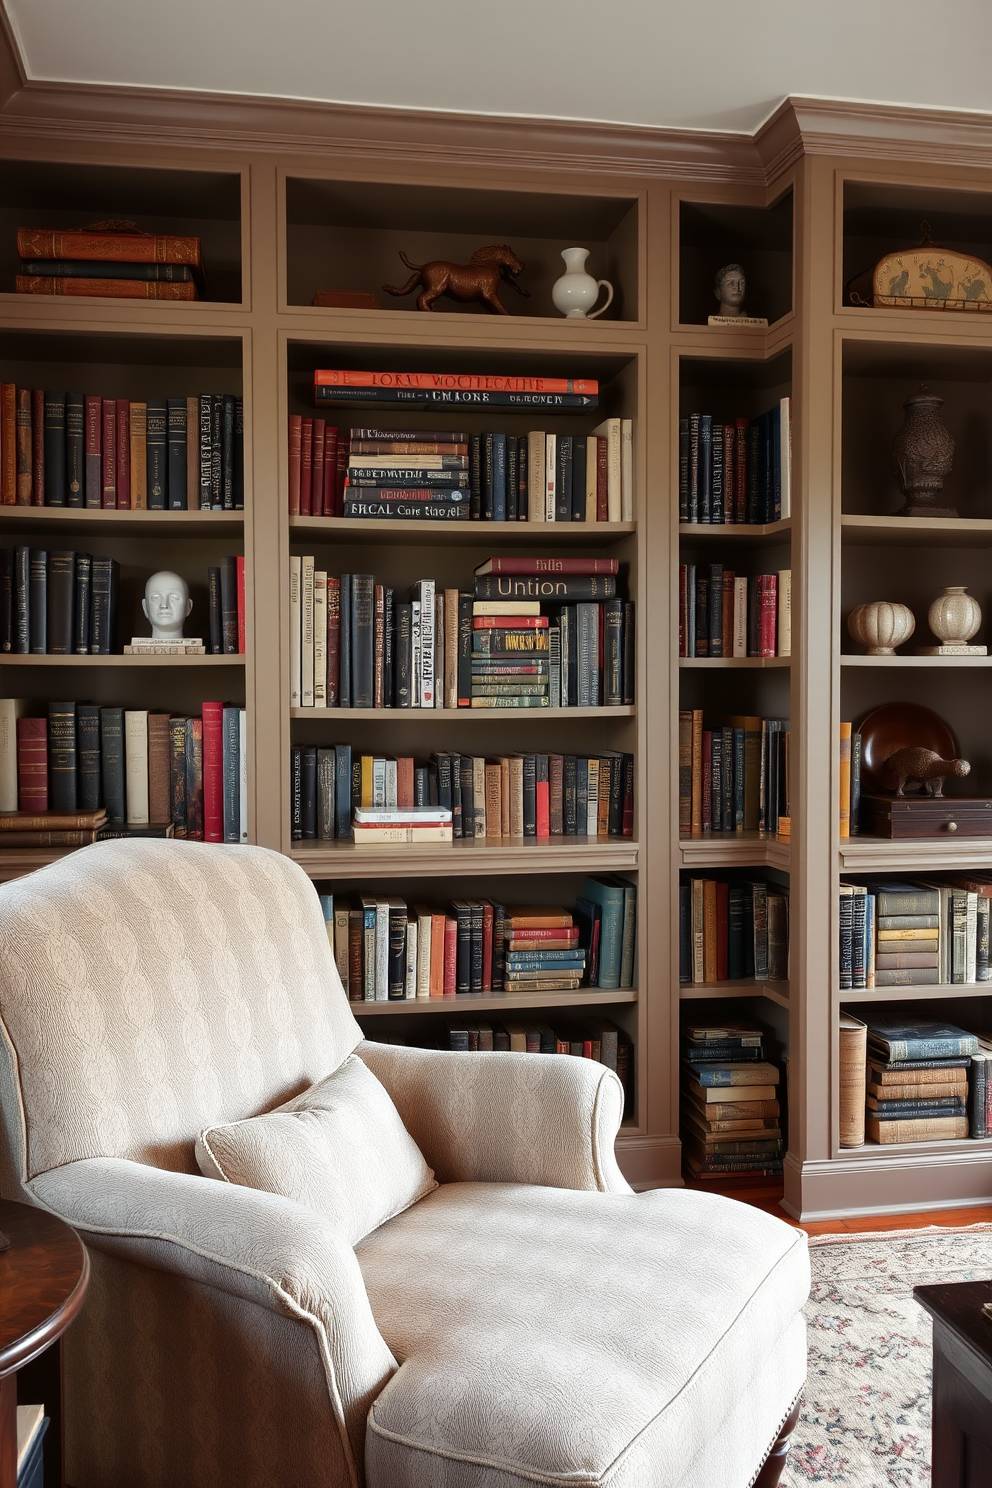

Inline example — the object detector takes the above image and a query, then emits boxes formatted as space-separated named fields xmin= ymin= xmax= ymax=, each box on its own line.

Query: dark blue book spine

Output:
xmin=679 ymin=883 xmax=691 ymax=982
xmin=46 ymin=549 xmax=75 ymax=655
xmin=469 ymin=433 xmax=482 ymax=519
xmin=0 ymin=549 xmax=11 ymax=653
xmin=300 ymin=747 xmax=317 ymax=839
xmin=43 ymin=392 xmax=67 ymax=507
xmin=65 ymin=393 xmax=85 ymax=507
xmin=89 ymin=557 xmax=117 ymax=654
xmin=77 ymin=704 xmax=102 ymax=811
xmin=210 ymin=394 xmax=223 ymax=509
xmin=338 ymin=575 xmax=352 ymax=707
xmin=334 ymin=743 xmax=352 ymax=838
xmin=699 ymin=415 xmax=713 ymax=523
xmin=14 ymin=547 xmax=29 ymax=654
xmin=383 ymin=586 xmax=394 ymax=705
xmin=481 ymin=433 xmax=493 ymax=520
xmin=166 ymin=399 xmax=187 ymax=510
xmin=555 ymin=434 xmax=572 ymax=522
xmin=491 ymin=432 xmax=507 ymax=522
xmin=100 ymin=707 xmax=125 ymax=824
xmin=233 ymin=397 xmax=244 ymax=510
xmin=290 ymin=747 xmax=303 ymax=840
xmin=29 ymin=549 xmax=47 ymax=654
xmin=146 ymin=400 xmax=168 ymax=510
xmin=710 ymin=422 xmax=724 ymax=524
xmin=47 ymin=700 xmax=77 ymax=811
xmin=222 ymin=707 xmax=240 ymax=842
xmin=564 ymin=755 xmax=577 ymax=834
xmin=571 ymin=435 xmax=586 ymax=521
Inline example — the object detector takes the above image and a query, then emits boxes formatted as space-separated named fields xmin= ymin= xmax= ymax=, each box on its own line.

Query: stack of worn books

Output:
xmin=16 ymin=224 xmax=204 ymax=300
xmin=680 ymin=1021 xmax=783 ymax=1179
xmin=504 ymin=905 xmax=585 ymax=992
xmin=865 ymin=1018 xmax=977 ymax=1143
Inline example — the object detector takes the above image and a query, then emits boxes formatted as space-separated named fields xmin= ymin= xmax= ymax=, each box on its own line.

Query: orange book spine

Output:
xmin=17 ymin=228 xmax=202 ymax=267
xmin=702 ymin=879 xmax=718 ymax=982
xmin=314 ymin=369 xmax=599 ymax=394
xmin=690 ymin=708 xmax=704 ymax=834
xmin=396 ymin=757 xmax=414 ymax=809
xmin=429 ymin=911 xmax=446 ymax=996
xmin=16 ymin=276 xmax=196 ymax=301
xmin=839 ymin=721 xmax=852 ymax=839
xmin=443 ymin=917 xmax=458 ymax=996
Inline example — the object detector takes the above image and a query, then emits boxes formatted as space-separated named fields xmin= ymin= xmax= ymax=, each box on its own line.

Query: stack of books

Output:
xmin=316 ymin=883 xmax=636 ymax=999
xmin=290 ymin=746 xmax=634 ymax=843
xmin=679 ymin=565 xmax=791 ymax=657
xmin=864 ymin=1018 xmax=977 ymax=1143
xmin=679 ymin=399 xmax=791 ymax=525
xmin=16 ymin=226 xmax=204 ymax=300
xmin=680 ymin=1021 xmax=783 ymax=1178
xmin=0 ymin=385 xmax=243 ymax=510
xmin=678 ymin=711 xmax=789 ymax=835
xmin=0 ymin=697 xmax=247 ymax=844
xmin=343 ymin=427 xmax=469 ymax=521
xmin=0 ymin=805 xmax=108 ymax=849
xmin=838 ymin=879 xmax=991 ymax=989
xmin=504 ymin=905 xmax=585 ymax=991
xmin=352 ymin=806 xmax=452 ymax=844
xmin=678 ymin=877 xmax=788 ymax=983
xmin=289 ymin=565 xmax=634 ymax=710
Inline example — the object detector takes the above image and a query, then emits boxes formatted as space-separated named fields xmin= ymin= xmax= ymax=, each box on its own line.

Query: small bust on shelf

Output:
xmin=127 ymin=571 xmax=204 ymax=655
xmin=708 ymin=263 xmax=767 ymax=328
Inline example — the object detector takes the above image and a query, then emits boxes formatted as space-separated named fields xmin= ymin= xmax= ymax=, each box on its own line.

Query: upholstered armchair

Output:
xmin=0 ymin=840 xmax=808 ymax=1488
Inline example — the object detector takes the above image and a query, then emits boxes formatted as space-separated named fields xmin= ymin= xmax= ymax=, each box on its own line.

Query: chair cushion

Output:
xmin=195 ymin=1054 xmax=436 ymax=1245
xmin=357 ymin=1183 xmax=809 ymax=1488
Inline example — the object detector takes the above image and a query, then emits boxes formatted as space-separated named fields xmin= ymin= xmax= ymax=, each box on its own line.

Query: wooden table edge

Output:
xmin=0 ymin=1245 xmax=89 ymax=1378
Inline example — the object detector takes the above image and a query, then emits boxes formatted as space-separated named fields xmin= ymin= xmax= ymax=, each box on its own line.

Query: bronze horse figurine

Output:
xmin=384 ymin=244 xmax=529 ymax=314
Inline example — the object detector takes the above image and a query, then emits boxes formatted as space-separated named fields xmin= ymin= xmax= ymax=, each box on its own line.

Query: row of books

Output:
xmin=0 ymin=387 xmax=243 ymax=510
xmin=0 ymin=697 xmax=247 ymax=843
xmin=290 ymin=421 xmax=634 ymax=524
xmin=678 ymin=399 xmax=791 ymax=525
xmin=319 ymin=887 xmax=636 ymax=996
xmin=680 ymin=1022 xmax=783 ymax=1179
xmin=678 ymin=878 xmax=788 ymax=984
xmin=289 ymin=565 xmax=634 ymax=710
xmin=291 ymin=747 xmax=635 ymax=842
xmin=0 ymin=549 xmax=245 ymax=656
xmin=678 ymin=711 xmax=790 ymax=836
xmin=16 ymin=226 xmax=205 ymax=301
xmin=839 ymin=878 xmax=992 ymax=989
xmin=839 ymin=1015 xmax=990 ymax=1146
xmin=679 ymin=565 xmax=791 ymax=658
xmin=312 ymin=368 xmax=601 ymax=413
xmin=839 ymin=723 xmax=863 ymax=837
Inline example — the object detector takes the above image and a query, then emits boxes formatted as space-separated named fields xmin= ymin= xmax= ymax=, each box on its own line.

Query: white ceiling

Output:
xmin=8 ymin=0 xmax=992 ymax=134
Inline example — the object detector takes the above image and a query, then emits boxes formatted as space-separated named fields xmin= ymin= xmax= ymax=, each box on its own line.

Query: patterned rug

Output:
xmin=781 ymin=1225 xmax=992 ymax=1486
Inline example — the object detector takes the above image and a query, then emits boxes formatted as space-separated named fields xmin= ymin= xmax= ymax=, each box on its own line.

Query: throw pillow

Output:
xmin=195 ymin=1054 xmax=436 ymax=1244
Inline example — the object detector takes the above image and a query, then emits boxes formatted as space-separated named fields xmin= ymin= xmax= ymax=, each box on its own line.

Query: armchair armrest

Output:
xmin=30 ymin=1157 xmax=396 ymax=1474
xmin=357 ymin=1042 xmax=630 ymax=1193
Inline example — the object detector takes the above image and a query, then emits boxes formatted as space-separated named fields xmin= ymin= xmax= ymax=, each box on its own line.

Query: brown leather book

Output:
xmin=15 ymin=387 xmax=32 ymax=505
xmin=31 ymin=388 xmax=44 ymax=506
xmin=484 ymin=763 xmax=502 ymax=839
xmin=867 ymin=1114 xmax=969 ymax=1144
xmin=129 ymin=402 xmax=148 ymax=509
xmin=147 ymin=712 xmax=172 ymax=825
xmin=1 ymin=383 xmax=16 ymax=504
xmin=17 ymin=276 xmax=197 ymax=300
xmin=870 ymin=1063 xmax=968 ymax=1085
xmin=0 ymin=828 xmax=98 ymax=846
xmin=313 ymin=290 xmax=381 ymax=309
xmin=18 ymin=227 xmax=203 ymax=271
xmin=16 ymin=717 xmax=48 ymax=812
xmin=0 ymin=809 xmax=105 ymax=830
xmin=690 ymin=707 xmax=703 ymax=833
xmin=838 ymin=1013 xmax=868 ymax=1147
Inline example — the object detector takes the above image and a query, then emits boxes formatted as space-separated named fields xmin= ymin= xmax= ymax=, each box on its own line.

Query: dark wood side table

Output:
xmin=0 ymin=1200 xmax=88 ymax=1488
xmin=915 ymin=1279 xmax=992 ymax=1488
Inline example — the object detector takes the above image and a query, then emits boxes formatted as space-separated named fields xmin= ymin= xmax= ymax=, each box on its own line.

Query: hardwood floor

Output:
xmin=684 ymin=1178 xmax=992 ymax=1236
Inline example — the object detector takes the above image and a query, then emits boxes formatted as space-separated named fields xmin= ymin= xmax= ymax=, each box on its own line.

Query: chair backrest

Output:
xmin=0 ymin=840 xmax=362 ymax=1190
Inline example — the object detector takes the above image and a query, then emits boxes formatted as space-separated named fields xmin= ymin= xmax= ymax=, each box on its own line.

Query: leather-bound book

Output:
xmin=166 ymin=399 xmax=187 ymax=510
xmin=115 ymin=401 xmax=130 ymax=509
xmin=31 ymin=388 xmax=44 ymax=505
xmin=101 ymin=399 xmax=117 ymax=508
xmin=219 ymin=556 xmax=238 ymax=653
xmin=99 ymin=707 xmax=125 ymax=823
xmin=46 ymin=550 xmax=75 ymax=655
xmin=73 ymin=554 xmax=91 ymax=654
xmin=47 ymin=700 xmax=77 ymax=812
xmin=168 ymin=716 xmax=188 ymax=837
xmin=221 ymin=395 xmax=235 ymax=510
xmin=65 ymin=392 xmax=84 ymax=507
xmin=15 ymin=388 xmax=32 ymax=505
xmin=77 ymin=704 xmax=102 ymax=812
xmin=145 ymin=400 xmax=168 ymax=511
xmin=43 ymin=391 xmax=66 ymax=506
xmin=28 ymin=549 xmax=47 ymax=655
xmin=16 ymin=716 xmax=48 ymax=812
xmin=233 ymin=398 xmax=244 ymax=510
xmin=201 ymin=701 xmax=224 ymax=843
xmin=147 ymin=712 xmax=172 ymax=825
xmin=16 ymin=276 xmax=196 ymax=301
xmin=129 ymin=402 xmax=147 ymax=509
xmin=84 ymin=395 xmax=101 ymax=508
xmin=89 ymin=557 xmax=119 ymax=654
xmin=198 ymin=396 xmax=213 ymax=510
xmin=186 ymin=397 xmax=199 ymax=505
xmin=1 ymin=383 xmax=16 ymax=504
xmin=207 ymin=566 xmax=222 ymax=654
xmin=20 ymin=257 xmax=195 ymax=282
xmin=17 ymin=228 xmax=204 ymax=278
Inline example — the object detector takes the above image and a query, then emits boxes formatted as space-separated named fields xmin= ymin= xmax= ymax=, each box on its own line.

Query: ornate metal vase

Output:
xmin=890 ymin=385 xmax=957 ymax=517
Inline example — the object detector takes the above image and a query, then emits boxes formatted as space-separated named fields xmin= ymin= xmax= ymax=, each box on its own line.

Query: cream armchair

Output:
xmin=0 ymin=841 xmax=808 ymax=1488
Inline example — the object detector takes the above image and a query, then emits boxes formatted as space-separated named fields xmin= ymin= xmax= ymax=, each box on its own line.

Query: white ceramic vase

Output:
xmin=847 ymin=601 xmax=915 ymax=655
xmin=551 ymin=248 xmax=614 ymax=319
xmin=928 ymin=585 xmax=981 ymax=645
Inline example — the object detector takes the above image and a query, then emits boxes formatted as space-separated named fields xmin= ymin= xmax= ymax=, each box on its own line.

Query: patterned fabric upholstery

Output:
xmin=359 ymin=1183 xmax=809 ymax=1487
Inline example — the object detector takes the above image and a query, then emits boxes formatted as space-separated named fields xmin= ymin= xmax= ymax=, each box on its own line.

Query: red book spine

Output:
xmin=201 ymin=702 xmax=224 ymax=843
xmin=335 ymin=434 xmax=349 ymax=516
xmin=287 ymin=415 xmax=302 ymax=515
xmin=443 ymin=917 xmax=457 ymax=997
xmin=472 ymin=616 xmax=549 ymax=630
xmin=31 ymin=389 xmax=44 ymax=505
xmin=759 ymin=575 xmax=778 ymax=657
xmin=16 ymin=277 xmax=197 ymax=301
xmin=734 ymin=417 xmax=748 ymax=523
xmin=101 ymin=399 xmax=116 ymax=508
xmin=482 ymin=557 xmax=619 ymax=576
xmin=84 ymin=396 xmax=101 ymax=508
xmin=326 ymin=577 xmax=340 ymax=705
xmin=722 ymin=572 xmax=734 ymax=651
xmin=373 ymin=584 xmax=385 ymax=708
xmin=595 ymin=436 xmax=608 ymax=521
xmin=311 ymin=418 xmax=325 ymax=518
xmin=535 ymin=779 xmax=550 ymax=838
xmin=15 ymin=389 xmax=31 ymax=506
xmin=723 ymin=425 xmax=736 ymax=523
xmin=716 ymin=881 xmax=729 ymax=980
xmin=1 ymin=384 xmax=15 ymax=504
xmin=236 ymin=555 xmax=246 ymax=654
xmin=314 ymin=370 xmax=598 ymax=394
xmin=322 ymin=427 xmax=338 ymax=515
xmin=16 ymin=717 xmax=48 ymax=812
xmin=396 ymin=756 xmax=414 ymax=808
xmin=299 ymin=418 xmax=313 ymax=516
xmin=701 ymin=731 xmax=712 ymax=833
xmin=482 ymin=902 xmax=494 ymax=992
xmin=116 ymin=400 xmax=130 ymax=509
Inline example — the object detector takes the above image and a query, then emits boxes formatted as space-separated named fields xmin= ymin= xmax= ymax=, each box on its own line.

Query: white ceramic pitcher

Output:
xmin=551 ymin=248 xmax=614 ymax=319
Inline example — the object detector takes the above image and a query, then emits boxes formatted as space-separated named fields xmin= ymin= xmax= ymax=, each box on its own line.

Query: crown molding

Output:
xmin=0 ymin=0 xmax=25 ymax=109
xmin=786 ymin=95 xmax=992 ymax=174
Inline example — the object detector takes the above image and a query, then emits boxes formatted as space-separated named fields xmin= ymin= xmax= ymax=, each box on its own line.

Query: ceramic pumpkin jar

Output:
xmin=847 ymin=601 xmax=916 ymax=655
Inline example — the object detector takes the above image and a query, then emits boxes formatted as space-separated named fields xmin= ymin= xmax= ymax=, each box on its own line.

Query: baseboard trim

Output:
xmin=785 ymin=1151 xmax=992 ymax=1222
xmin=615 ymin=1133 xmax=682 ymax=1190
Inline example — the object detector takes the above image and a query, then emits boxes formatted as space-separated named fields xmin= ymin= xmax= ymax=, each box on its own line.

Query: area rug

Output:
xmin=781 ymin=1224 xmax=992 ymax=1486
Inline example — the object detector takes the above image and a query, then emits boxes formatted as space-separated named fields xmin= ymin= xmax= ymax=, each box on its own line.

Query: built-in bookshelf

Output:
xmin=7 ymin=96 xmax=992 ymax=1212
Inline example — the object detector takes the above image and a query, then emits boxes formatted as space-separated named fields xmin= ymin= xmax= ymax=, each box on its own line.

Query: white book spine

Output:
xmin=967 ymin=892 xmax=978 ymax=984
xmin=585 ymin=435 xmax=598 ymax=521
xmin=416 ymin=911 xmax=432 ymax=997
xmin=410 ymin=600 xmax=421 ymax=705
xmin=404 ymin=919 xmax=418 ymax=1000
xmin=548 ymin=624 xmax=561 ymax=707
xmin=434 ymin=591 xmax=445 ymax=708
xmin=733 ymin=577 xmax=748 ymax=658
xmin=417 ymin=579 xmax=435 ymax=707
xmin=0 ymin=699 xmax=24 ymax=812
xmin=777 ymin=569 xmax=792 ymax=658
xmin=473 ymin=756 xmax=486 ymax=838
xmin=586 ymin=758 xmax=600 ymax=836
xmin=593 ymin=418 xmax=622 ymax=522
xmin=301 ymin=555 xmax=315 ymax=708
xmin=238 ymin=707 xmax=248 ymax=841
xmin=289 ymin=555 xmax=302 ymax=707
xmin=545 ymin=433 xmax=557 ymax=521
xmin=621 ymin=418 xmax=634 ymax=522
xmin=779 ymin=397 xmax=792 ymax=519
xmin=372 ymin=757 xmax=386 ymax=807
xmin=384 ymin=757 xmax=397 ymax=809
xmin=313 ymin=570 xmax=327 ymax=707
xmin=333 ymin=908 xmax=350 ymax=995
xmin=375 ymin=902 xmax=390 ymax=1000
xmin=124 ymin=710 xmax=149 ymax=824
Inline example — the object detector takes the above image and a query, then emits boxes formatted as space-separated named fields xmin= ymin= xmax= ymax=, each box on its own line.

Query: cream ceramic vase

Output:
xmin=847 ymin=601 xmax=915 ymax=655
xmin=928 ymin=585 xmax=981 ymax=645
xmin=551 ymin=248 xmax=614 ymax=319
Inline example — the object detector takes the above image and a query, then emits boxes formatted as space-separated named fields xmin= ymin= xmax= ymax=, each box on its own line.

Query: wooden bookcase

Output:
xmin=4 ymin=81 xmax=992 ymax=1212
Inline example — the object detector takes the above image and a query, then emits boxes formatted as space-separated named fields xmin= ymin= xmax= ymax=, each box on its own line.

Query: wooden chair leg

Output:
xmin=752 ymin=1398 xmax=802 ymax=1488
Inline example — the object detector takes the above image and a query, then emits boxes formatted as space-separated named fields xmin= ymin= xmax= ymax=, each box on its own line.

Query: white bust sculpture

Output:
xmin=714 ymin=263 xmax=746 ymax=318
xmin=142 ymin=570 xmax=192 ymax=640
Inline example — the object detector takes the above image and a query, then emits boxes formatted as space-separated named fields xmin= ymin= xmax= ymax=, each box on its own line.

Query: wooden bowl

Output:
xmin=857 ymin=702 xmax=959 ymax=796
